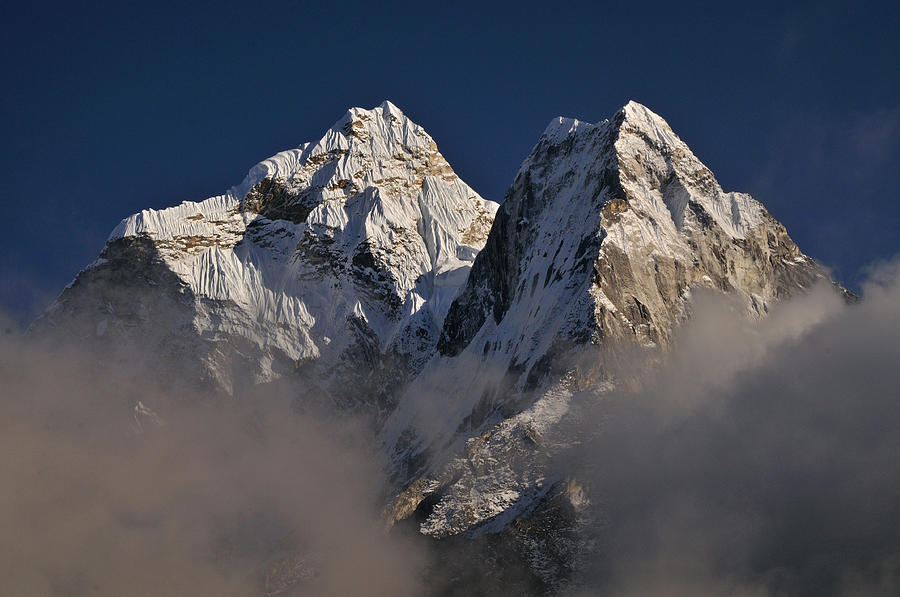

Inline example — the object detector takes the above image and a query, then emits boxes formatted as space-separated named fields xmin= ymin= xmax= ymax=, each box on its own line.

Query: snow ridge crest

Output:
xmin=84 ymin=101 xmax=499 ymax=394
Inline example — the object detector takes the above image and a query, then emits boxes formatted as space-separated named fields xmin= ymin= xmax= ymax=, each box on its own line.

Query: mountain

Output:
xmin=379 ymin=101 xmax=831 ymax=591
xmin=386 ymin=101 xmax=827 ymax=465
xmin=33 ymin=100 xmax=834 ymax=593
xmin=33 ymin=101 xmax=497 ymax=412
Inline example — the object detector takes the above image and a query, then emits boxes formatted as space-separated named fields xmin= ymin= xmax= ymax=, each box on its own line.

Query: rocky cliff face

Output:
xmin=33 ymin=101 xmax=497 ymax=412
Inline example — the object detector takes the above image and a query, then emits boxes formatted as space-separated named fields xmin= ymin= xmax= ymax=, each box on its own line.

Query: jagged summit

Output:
xmin=331 ymin=99 xmax=412 ymax=137
xmin=541 ymin=100 xmax=695 ymax=164
xmin=536 ymin=100 xmax=765 ymax=240
xmin=385 ymin=99 xmax=827 ymax=499
xmin=373 ymin=104 xmax=831 ymax=585
xmin=541 ymin=116 xmax=597 ymax=144
xmin=541 ymin=101 xmax=670 ymax=146
xmin=112 ymin=101 xmax=471 ymax=238
xmin=617 ymin=99 xmax=678 ymax=136
xmin=40 ymin=102 xmax=498 ymax=399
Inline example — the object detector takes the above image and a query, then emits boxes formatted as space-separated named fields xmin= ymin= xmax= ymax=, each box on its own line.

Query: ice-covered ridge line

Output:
xmin=109 ymin=99 xmax=454 ymax=243
xmin=541 ymin=116 xmax=601 ymax=145
xmin=89 ymin=100 xmax=498 ymax=393
xmin=539 ymin=100 xmax=766 ymax=239
xmin=108 ymin=142 xmax=315 ymax=242
xmin=616 ymin=101 xmax=766 ymax=239
xmin=109 ymin=194 xmax=245 ymax=241
xmin=618 ymin=100 xmax=682 ymax=147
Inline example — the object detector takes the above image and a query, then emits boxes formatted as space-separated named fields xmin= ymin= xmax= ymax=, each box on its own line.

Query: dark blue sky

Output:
xmin=2 ymin=0 xmax=897 ymax=325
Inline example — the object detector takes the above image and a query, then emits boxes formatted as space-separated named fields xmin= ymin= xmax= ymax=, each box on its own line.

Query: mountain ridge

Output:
xmin=383 ymin=100 xmax=827 ymax=480
xmin=34 ymin=101 xmax=498 ymax=406
xmin=377 ymin=103 xmax=832 ymax=586
xmin=31 ymin=99 xmax=839 ymax=594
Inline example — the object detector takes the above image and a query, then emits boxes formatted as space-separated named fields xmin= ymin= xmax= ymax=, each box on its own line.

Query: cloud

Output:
xmin=2 ymin=257 xmax=898 ymax=596
xmin=0 ymin=332 xmax=425 ymax=596
xmin=559 ymin=259 xmax=900 ymax=596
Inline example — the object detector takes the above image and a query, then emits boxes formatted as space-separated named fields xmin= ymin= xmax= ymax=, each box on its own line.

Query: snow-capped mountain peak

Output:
xmin=384 ymin=99 xmax=828 ymax=504
xmin=41 ymin=102 xmax=498 ymax=399
xmin=33 ymin=99 xmax=841 ymax=591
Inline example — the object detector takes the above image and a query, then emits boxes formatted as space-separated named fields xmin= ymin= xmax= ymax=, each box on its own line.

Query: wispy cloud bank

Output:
xmin=2 ymin=261 xmax=898 ymax=596
xmin=562 ymin=260 xmax=900 ymax=596
xmin=0 ymin=333 xmax=425 ymax=596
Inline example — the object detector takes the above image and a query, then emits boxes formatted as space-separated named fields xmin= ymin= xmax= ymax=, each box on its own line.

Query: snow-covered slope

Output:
xmin=383 ymin=101 xmax=829 ymax=549
xmin=35 ymin=101 xmax=497 ymax=406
